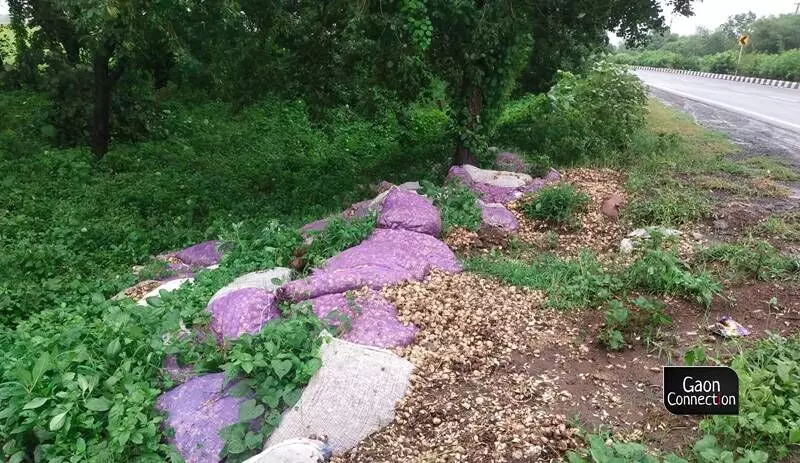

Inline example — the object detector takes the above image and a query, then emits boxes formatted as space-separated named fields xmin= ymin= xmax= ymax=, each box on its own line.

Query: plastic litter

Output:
xmin=711 ymin=316 xmax=751 ymax=338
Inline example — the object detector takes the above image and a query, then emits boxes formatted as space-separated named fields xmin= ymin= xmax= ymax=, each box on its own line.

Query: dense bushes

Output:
xmin=613 ymin=48 xmax=800 ymax=82
xmin=494 ymin=62 xmax=647 ymax=164
xmin=0 ymin=90 xmax=450 ymax=327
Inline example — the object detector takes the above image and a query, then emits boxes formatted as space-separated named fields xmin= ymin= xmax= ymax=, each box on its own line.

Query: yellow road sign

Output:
xmin=738 ymin=34 xmax=749 ymax=46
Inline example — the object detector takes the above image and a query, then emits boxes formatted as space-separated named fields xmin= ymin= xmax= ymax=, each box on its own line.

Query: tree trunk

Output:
xmin=451 ymin=82 xmax=483 ymax=166
xmin=91 ymin=50 xmax=112 ymax=158
xmin=91 ymin=45 xmax=124 ymax=158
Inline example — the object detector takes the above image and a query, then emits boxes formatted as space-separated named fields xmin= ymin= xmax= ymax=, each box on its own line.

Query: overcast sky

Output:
xmin=665 ymin=0 xmax=797 ymax=35
xmin=0 ymin=0 xmax=797 ymax=34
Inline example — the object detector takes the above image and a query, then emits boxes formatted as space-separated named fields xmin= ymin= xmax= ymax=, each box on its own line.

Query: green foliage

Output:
xmin=422 ymin=180 xmax=482 ymax=233
xmin=304 ymin=213 xmax=378 ymax=271
xmin=219 ymin=309 xmax=324 ymax=461
xmin=625 ymin=186 xmax=712 ymax=227
xmin=598 ymin=301 xmax=630 ymax=350
xmin=567 ymin=434 xmax=688 ymax=463
xmin=465 ymin=252 xmax=621 ymax=310
xmin=625 ymin=247 xmax=720 ymax=309
xmin=697 ymin=239 xmax=800 ymax=282
xmin=699 ymin=335 xmax=800 ymax=461
xmin=0 ymin=92 xmax=447 ymax=326
xmin=496 ymin=62 xmax=648 ymax=164
xmin=522 ymin=184 xmax=590 ymax=226
xmin=526 ymin=155 xmax=553 ymax=179
xmin=757 ymin=213 xmax=800 ymax=242
xmin=598 ymin=297 xmax=673 ymax=351
xmin=0 ymin=203 xmax=322 ymax=462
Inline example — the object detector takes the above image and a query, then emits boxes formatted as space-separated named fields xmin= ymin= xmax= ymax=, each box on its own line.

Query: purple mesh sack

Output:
xmin=156 ymin=373 xmax=247 ymax=462
xmin=378 ymin=188 xmax=442 ymax=237
xmin=309 ymin=289 xmax=417 ymax=348
xmin=207 ymin=288 xmax=280 ymax=343
xmin=479 ymin=202 xmax=520 ymax=232
xmin=279 ymin=229 xmax=461 ymax=302
xmin=175 ymin=240 xmax=222 ymax=267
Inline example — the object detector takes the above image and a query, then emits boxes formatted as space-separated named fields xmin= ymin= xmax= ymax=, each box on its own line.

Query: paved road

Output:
xmin=635 ymin=70 xmax=800 ymax=134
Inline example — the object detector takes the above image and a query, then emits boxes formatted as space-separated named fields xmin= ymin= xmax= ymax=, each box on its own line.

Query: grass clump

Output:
xmin=757 ymin=213 xmax=800 ymax=242
xmin=522 ymin=184 xmax=590 ymax=226
xmin=624 ymin=185 xmax=712 ymax=227
xmin=598 ymin=297 xmax=672 ymax=351
xmin=465 ymin=252 xmax=620 ymax=310
xmin=697 ymin=238 xmax=800 ymax=282
xmin=567 ymin=433 xmax=688 ymax=463
xmin=625 ymin=247 xmax=720 ymax=309
xmin=422 ymin=181 xmax=482 ymax=233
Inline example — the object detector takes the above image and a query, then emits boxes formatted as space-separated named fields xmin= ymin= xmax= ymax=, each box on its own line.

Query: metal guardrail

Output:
xmin=633 ymin=66 xmax=800 ymax=90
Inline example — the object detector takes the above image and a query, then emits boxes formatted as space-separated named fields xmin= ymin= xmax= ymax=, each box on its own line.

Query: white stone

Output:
xmin=397 ymin=181 xmax=421 ymax=191
xmin=137 ymin=278 xmax=194 ymax=306
xmin=628 ymin=227 xmax=681 ymax=239
xmin=619 ymin=239 xmax=635 ymax=254
xmin=244 ymin=438 xmax=329 ymax=463
xmin=462 ymin=164 xmax=533 ymax=188
xmin=209 ymin=268 xmax=292 ymax=304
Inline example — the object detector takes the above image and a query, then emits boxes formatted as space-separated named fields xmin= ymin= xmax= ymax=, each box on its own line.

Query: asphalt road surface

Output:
xmin=635 ymin=70 xmax=800 ymax=167
xmin=635 ymin=70 xmax=800 ymax=134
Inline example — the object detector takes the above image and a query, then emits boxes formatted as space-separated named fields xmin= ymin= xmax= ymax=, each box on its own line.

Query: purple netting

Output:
xmin=175 ymin=240 xmax=222 ymax=267
xmin=309 ymin=289 xmax=417 ymax=348
xmin=279 ymin=264 xmax=420 ymax=302
xmin=447 ymin=166 xmax=561 ymax=204
xmin=495 ymin=152 xmax=528 ymax=173
xmin=279 ymin=229 xmax=461 ymax=302
xmin=479 ymin=202 xmax=520 ymax=232
xmin=300 ymin=218 xmax=330 ymax=237
xmin=377 ymin=188 xmax=442 ymax=237
xmin=207 ymin=288 xmax=280 ymax=343
xmin=156 ymin=373 xmax=245 ymax=462
xmin=163 ymin=355 xmax=196 ymax=384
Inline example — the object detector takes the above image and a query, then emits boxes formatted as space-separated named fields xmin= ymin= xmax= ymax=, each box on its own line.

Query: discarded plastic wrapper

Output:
xmin=711 ymin=316 xmax=750 ymax=338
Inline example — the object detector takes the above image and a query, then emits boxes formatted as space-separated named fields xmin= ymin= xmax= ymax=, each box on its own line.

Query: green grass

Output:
xmin=757 ymin=213 xmax=800 ymax=241
xmin=696 ymin=238 xmax=800 ymax=282
xmin=465 ymin=252 xmax=619 ymax=309
xmin=609 ymin=101 xmax=799 ymax=227
xmin=467 ymin=241 xmax=721 ymax=310
xmin=0 ymin=90 xmax=450 ymax=326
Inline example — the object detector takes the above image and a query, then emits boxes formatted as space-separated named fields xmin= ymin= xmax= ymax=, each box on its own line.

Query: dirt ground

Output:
xmin=335 ymin=162 xmax=800 ymax=463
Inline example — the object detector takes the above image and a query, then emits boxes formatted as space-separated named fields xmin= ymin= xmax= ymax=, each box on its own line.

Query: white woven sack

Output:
xmin=265 ymin=336 xmax=413 ymax=454
xmin=243 ymin=438 xmax=330 ymax=463
xmin=209 ymin=268 xmax=292 ymax=304
xmin=137 ymin=278 xmax=193 ymax=306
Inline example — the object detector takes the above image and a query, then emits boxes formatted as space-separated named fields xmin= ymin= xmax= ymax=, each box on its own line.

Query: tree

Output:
xmin=407 ymin=0 xmax=697 ymax=165
xmin=721 ymin=11 xmax=757 ymax=39
xmin=7 ymin=0 xmax=221 ymax=156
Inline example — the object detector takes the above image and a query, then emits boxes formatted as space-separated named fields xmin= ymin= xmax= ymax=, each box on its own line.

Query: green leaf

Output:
xmin=85 ymin=397 xmax=111 ymax=412
xmin=106 ymin=338 xmax=121 ymax=357
xmin=33 ymin=352 xmax=51 ymax=380
xmin=23 ymin=397 xmax=49 ymax=410
xmin=244 ymin=431 xmax=263 ymax=449
xmin=238 ymin=399 xmax=265 ymax=422
xmin=49 ymin=411 xmax=68 ymax=431
xmin=271 ymin=359 xmax=293 ymax=379
xmin=8 ymin=452 xmax=24 ymax=463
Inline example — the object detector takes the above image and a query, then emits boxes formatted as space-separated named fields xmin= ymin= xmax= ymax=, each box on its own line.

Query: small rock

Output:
xmin=601 ymin=194 xmax=626 ymax=219
xmin=619 ymin=238 xmax=635 ymax=254
xmin=713 ymin=219 xmax=729 ymax=231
